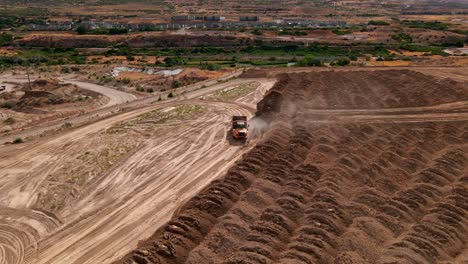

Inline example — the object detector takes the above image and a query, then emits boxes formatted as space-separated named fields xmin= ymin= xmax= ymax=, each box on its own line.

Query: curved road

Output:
xmin=62 ymin=80 xmax=137 ymax=108
xmin=0 ymin=76 xmax=137 ymax=108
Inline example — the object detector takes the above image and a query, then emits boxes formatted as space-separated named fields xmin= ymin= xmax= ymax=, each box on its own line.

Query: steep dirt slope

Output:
xmin=119 ymin=70 xmax=468 ymax=264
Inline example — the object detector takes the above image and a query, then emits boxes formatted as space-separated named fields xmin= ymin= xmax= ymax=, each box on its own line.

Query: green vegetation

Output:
xmin=368 ymin=21 xmax=389 ymax=26
xmin=168 ymin=92 xmax=174 ymax=98
xmin=391 ymin=32 xmax=413 ymax=43
xmin=163 ymin=57 xmax=186 ymax=67
xmin=76 ymin=26 xmax=87 ymax=35
xmin=330 ymin=58 xmax=350 ymax=66
xmin=279 ymin=30 xmax=308 ymax=36
xmin=77 ymin=26 xmax=128 ymax=35
xmin=252 ymin=29 xmax=262 ymax=36
xmin=13 ymin=138 xmax=23 ymax=144
xmin=0 ymin=33 xmax=13 ymax=46
xmin=331 ymin=28 xmax=352 ymax=35
xmin=174 ymin=105 xmax=203 ymax=119
xmin=401 ymin=20 xmax=450 ymax=31
xmin=0 ymin=8 xmax=49 ymax=30
xmin=398 ymin=44 xmax=449 ymax=56
xmin=171 ymin=80 xmax=180 ymax=89
xmin=1 ymin=101 xmax=15 ymax=109
xmin=206 ymin=82 xmax=258 ymax=101
xmin=298 ymin=55 xmax=323 ymax=66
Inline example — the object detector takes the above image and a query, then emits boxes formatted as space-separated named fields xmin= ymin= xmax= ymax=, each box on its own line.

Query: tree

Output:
xmin=299 ymin=55 xmax=322 ymax=67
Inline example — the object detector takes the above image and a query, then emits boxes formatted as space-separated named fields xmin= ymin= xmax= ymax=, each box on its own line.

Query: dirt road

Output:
xmin=0 ymin=71 xmax=245 ymax=145
xmin=0 ymin=77 xmax=275 ymax=264
xmin=0 ymin=75 xmax=137 ymax=107
xmin=62 ymin=80 xmax=137 ymax=107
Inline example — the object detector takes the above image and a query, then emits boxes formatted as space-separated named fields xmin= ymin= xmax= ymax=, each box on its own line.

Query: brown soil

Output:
xmin=17 ymin=79 xmax=101 ymax=108
xmin=118 ymin=70 xmax=468 ymax=264
xmin=0 ymin=78 xmax=105 ymax=135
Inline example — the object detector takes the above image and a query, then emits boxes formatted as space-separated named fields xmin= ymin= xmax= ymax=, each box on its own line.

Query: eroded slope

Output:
xmin=120 ymin=70 xmax=468 ymax=264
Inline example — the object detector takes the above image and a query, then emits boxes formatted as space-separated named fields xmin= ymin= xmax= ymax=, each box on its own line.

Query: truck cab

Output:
xmin=232 ymin=116 xmax=248 ymax=140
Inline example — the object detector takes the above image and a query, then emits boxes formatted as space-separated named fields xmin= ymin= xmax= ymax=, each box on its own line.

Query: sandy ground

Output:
xmin=1 ymin=67 xmax=467 ymax=264
xmin=0 ymin=75 xmax=137 ymax=108
xmin=0 ymin=76 xmax=275 ymax=264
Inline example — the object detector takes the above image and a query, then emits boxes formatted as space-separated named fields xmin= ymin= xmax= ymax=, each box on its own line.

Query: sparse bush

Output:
xmin=146 ymin=88 xmax=154 ymax=93
xmin=168 ymin=92 xmax=174 ymax=98
xmin=13 ymin=138 xmax=23 ymax=144
xmin=332 ymin=58 xmax=351 ymax=66
xmin=76 ymin=25 xmax=87 ymax=35
xmin=62 ymin=122 xmax=73 ymax=128
xmin=172 ymin=80 xmax=180 ymax=89
xmin=298 ymin=55 xmax=323 ymax=67
xmin=252 ymin=28 xmax=262 ymax=35
xmin=368 ymin=20 xmax=389 ymax=26
xmin=1 ymin=101 xmax=15 ymax=109
xmin=3 ymin=117 xmax=15 ymax=125
xmin=61 ymin=66 xmax=70 ymax=73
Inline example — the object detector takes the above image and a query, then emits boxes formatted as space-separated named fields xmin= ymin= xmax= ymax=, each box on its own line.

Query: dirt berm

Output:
xmin=117 ymin=70 xmax=468 ymax=264
xmin=16 ymin=34 xmax=255 ymax=48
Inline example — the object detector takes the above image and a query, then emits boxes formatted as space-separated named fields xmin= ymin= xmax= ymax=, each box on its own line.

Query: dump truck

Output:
xmin=232 ymin=116 xmax=248 ymax=140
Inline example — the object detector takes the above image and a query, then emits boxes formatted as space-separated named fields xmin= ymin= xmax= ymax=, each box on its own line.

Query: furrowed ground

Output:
xmin=120 ymin=70 xmax=468 ymax=264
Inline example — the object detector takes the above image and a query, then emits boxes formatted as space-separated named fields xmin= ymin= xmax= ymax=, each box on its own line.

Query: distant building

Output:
xmin=204 ymin=16 xmax=225 ymax=22
xmin=171 ymin=16 xmax=191 ymax=21
xmin=240 ymin=16 xmax=259 ymax=22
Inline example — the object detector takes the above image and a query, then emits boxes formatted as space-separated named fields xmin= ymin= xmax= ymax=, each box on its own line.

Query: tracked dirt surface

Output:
xmin=0 ymin=77 xmax=274 ymax=264
xmin=120 ymin=69 xmax=468 ymax=264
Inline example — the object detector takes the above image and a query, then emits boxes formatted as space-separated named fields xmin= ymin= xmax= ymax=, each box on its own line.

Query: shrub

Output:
xmin=1 ymin=101 xmax=15 ymax=109
xmin=252 ymin=28 xmax=262 ymax=35
xmin=298 ymin=55 xmax=323 ymax=67
xmin=76 ymin=25 xmax=87 ymax=35
xmin=3 ymin=117 xmax=15 ymax=125
xmin=368 ymin=21 xmax=389 ymax=26
xmin=61 ymin=66 xmax=70 ymax=73
xmin=335 ymin=58 xmax=351 ymax=66
xmin=146 ymin=88 xmax=154 ymax=93
xmin=13 ymin=138 xmax=23 ymax=144
xmin=172 ymin=80 xmax=180 ymax=88
xmin=168 ymin=92 xmax=174 ymax=98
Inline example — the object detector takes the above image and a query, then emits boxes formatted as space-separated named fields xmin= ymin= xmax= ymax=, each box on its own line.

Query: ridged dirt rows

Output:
xmin=118 ymin=70 xmax=468 ymax=264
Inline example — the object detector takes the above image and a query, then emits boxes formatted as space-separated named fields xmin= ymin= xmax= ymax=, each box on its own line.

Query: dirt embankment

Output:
xmin=118 ymin=70 xmax=468 ymax=264
xmin=15 ymin=34 xmax=254 ymax=48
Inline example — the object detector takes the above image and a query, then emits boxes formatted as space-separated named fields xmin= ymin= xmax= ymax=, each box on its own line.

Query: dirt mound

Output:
xmin=257 ymin=70 xmax=468 ymax=112
xmin=117 ymin=70 xmax=468 ymax=264
xmin=11 ymin=79 xmax=101 ymax=108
